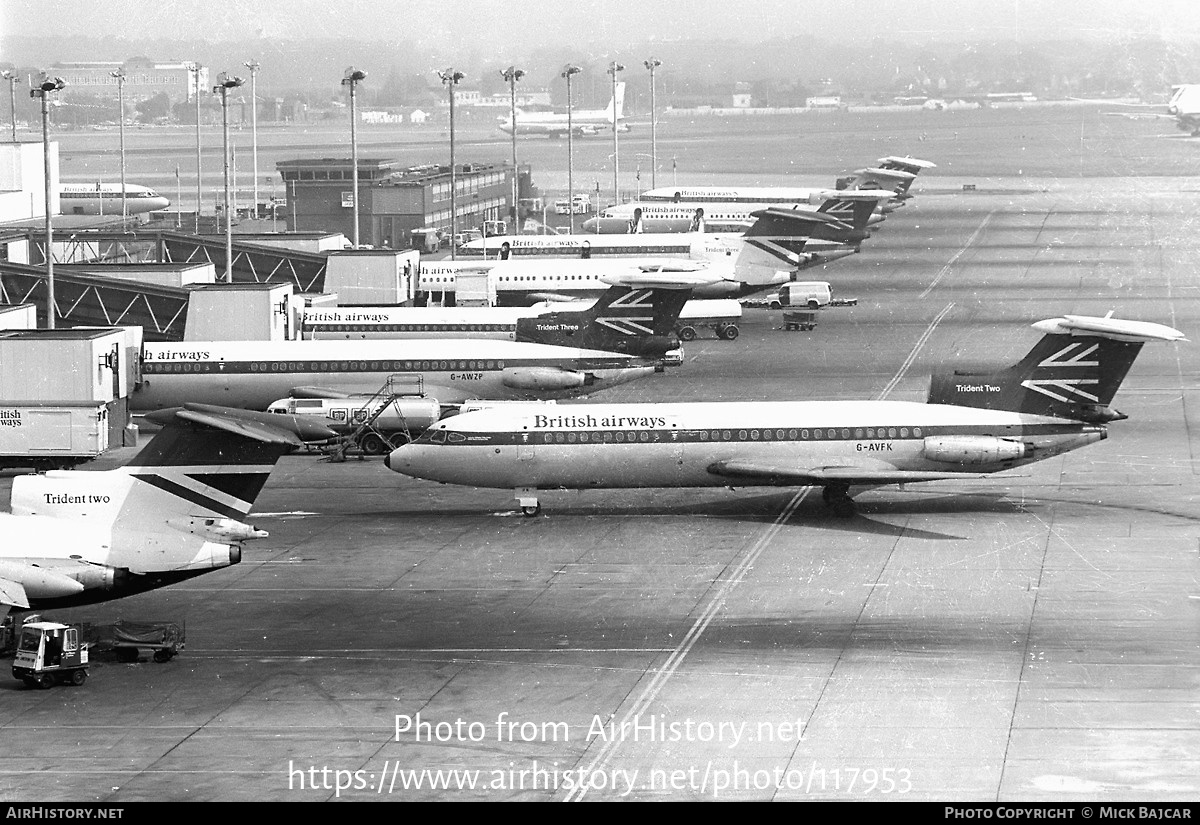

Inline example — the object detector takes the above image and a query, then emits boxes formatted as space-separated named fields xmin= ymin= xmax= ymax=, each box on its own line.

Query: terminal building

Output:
xmin=276 ymin=158 xmax=512 ymax=250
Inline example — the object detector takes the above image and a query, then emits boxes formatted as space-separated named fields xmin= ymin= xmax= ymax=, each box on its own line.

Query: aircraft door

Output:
xmin=517 ymin=434 xmax=535 ymax=463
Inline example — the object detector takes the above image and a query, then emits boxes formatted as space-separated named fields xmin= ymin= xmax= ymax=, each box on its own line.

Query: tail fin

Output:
xmin=876 ymin=156 xmax=937 ymax=179
xmin=516 ymin=282 xmax=690 ymax=356
xmin=5 ymin=405 xmax=314 ymax=609
xmin=734 ymin=207 xmax=855 ymax=280
xmin=607 ymin=81 xmax=626 ymax=123
xmin=11 ymin=404 xmax=307 ymax=524
xmin=837 ymin=166 xmax=916 ymax=199
xmin=927 ymin=315 xmax=1186 ymax=421
xmin=813 ymin=193 xmax=887 ymax=239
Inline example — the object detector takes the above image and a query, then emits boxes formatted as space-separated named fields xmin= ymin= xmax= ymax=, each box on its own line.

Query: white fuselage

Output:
xmin=418 ymin=257 xmax=749 ymax=304
xmin=299 ymin=298 xmax=724 ymax=341
xmin=389 ymin=400 xmax=1104 ymax=491
xmin=57 ymin=183 xmax=170 ymax=215
xmin=601 ymin=200 xmax=887 ymax=226
xmin=638 ymin=186 xmax=839 ymax=204
xmin=133 ymin=339 xmax=661 ymax=411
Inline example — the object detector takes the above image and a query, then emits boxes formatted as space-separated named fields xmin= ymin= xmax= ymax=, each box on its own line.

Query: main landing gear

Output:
xmin=515 ymin=488 xmax=541 ymax=517
xmin=821 ymin=485 xmax=857 ymax=518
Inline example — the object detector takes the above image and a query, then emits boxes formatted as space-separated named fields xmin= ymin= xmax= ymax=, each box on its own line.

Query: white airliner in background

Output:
xmin=639 ymin=156 xmax=936 ymax=212
xmin=594 ymin=190 xmax=892 ymax=230
xmin=57 ymin=182 xmax=170 ymax=215
xmin=498 ymin=82 xmax=626 ymax=138
xmin=1101 ymin=85 xmax=1200 ymax=136
xmin=0 ymin=404 xmax=327 ymax=612
xmin=386 ymin=314 xmax=1185 ymax=517
xmin=452 ymin=208 xmax=860 ymax=303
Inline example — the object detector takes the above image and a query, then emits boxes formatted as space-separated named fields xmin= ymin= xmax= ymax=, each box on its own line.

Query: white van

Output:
xmin=766 ymin=281 xmax=832 ymax=310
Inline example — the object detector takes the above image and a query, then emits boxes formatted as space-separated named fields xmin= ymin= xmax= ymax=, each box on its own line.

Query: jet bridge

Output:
xmin=14 ymin=228 xmax=329 ymax=293
xmin=0 ymin=260 xmax=189 ymax=341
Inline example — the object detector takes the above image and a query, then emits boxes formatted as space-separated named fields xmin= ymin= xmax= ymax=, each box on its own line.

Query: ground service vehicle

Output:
xmin=12 ymin=622 xmax=88 ymax=688
xmin=674 ymin=299 xmax=743 ymax=341
xmin=411 ymin=228 xmax=441 ymax=253
xmin=110 ymin=620 xmax=184 ymax=663
xmin=766 ymin=281 xmax=833 ymax=310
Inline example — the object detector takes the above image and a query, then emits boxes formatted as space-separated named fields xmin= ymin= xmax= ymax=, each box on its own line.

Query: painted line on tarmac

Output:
xmin=919 ymin=210 xmax=994 ymax=299
xmin=563 ymin=487 xmax=811 ymax=802
xmin=876 ymin=302 xmax=955 ymax=400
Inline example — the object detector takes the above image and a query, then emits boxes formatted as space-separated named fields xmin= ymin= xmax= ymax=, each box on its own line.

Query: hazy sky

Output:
xmin=3 ymin=0 xmax=1199 ymax=46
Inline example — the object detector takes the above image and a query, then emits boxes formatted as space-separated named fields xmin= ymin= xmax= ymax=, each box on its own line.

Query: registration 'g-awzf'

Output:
xmin=385 ymin=315 xmax=1186 ymax=516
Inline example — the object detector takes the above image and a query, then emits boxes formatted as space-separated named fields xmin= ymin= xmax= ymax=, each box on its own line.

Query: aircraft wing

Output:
xmin=0 ymin=576 xmax=31 ymax=609
xmin=707 ymin=459 xmax=974 ymax=486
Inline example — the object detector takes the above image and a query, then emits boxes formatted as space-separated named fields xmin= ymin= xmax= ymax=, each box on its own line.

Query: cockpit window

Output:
xmin=428 ymin=430 xmax=448 ymax=444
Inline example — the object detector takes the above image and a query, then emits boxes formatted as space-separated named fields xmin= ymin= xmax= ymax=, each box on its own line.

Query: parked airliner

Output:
xmin=385 ymin=314 xmax=1185 ymax=517
xmin=497 ymin=82 xmax=626 ymax=138
xmin=301 ymin=278 xmax=698 ymax=359
xmin=132 ymin=337 xmax=670 ymax=413
xmin=0 ymin=404 xmax=326 ymax=611
xmin=57 ymin=182 xmax=170 ymax=216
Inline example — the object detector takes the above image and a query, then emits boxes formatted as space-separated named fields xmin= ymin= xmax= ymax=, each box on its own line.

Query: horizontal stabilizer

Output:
xmin=145 ymin=403 xmax=338 ymax=443
xmin=749 ymin=207 xmax=845 ymax=226
xmin=708 ymin=459 xmax=972 ymax=486
xmin=175 ymin=409 xmax=305 ymax=447
xmin=878 ymin=156 xmax=938 ymax=169
xmin=827 ymin=189 xmax=897 ymax=201
xmin=856 ymin=166 xmax=917 ymax=181
xmin=1032 ymin=314 xmax=1187 ymax=343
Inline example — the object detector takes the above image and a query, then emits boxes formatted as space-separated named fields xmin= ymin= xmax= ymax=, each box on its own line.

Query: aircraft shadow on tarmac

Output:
xmin=354 ymin=487 xmax=1046 ymax=541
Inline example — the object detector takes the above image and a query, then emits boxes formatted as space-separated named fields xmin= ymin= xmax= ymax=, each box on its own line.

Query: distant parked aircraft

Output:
xmin=57 ymin=182 xmax=170 ymax=215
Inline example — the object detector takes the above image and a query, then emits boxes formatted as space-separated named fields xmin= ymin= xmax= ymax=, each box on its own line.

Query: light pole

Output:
xmin=1 ymin=71 xmax=16 ymax=142
xmin=189 ymin=62 xmax=203 ymax=232
xmin=607 ymin=61 xmax=624 ymax=205
xmin=561 ymin=64 xmax=581 ymax=234
xmin=213 ymin=72 xmax=245 ymax=283
xmin=31 ymin=74 xmax=65 ymax=329
xmin=341 ymin=67 xmax=367 ymax=248
xmin=644 ymin=58 xmax=662 ymax=190
xmin=109 ymin=68 xmax=127 ymax=220
xmin=501 ymin=66 xmax=524 ymax=232
xmin=244 ymin=60 xmax=260 ymax=218
xmin=438 ymin=68 xmax=463 ymax=259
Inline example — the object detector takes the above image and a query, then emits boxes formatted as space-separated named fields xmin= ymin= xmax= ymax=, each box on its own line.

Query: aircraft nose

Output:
xmin=384 ymin=450 xmax=392 ymax=470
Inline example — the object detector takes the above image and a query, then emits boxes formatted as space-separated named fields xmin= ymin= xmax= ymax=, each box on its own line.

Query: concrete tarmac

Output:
xmin=3 ymin=156 xmax=1199 ymax=800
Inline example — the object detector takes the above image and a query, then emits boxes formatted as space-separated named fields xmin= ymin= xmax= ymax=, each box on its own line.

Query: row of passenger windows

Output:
xmin=150 ymin=360 xmax=506 ymax=373
xmin=531 ymin=427 xmax=923 ymax=444
xmin=308 ymin=324 xmax=512 ymax=332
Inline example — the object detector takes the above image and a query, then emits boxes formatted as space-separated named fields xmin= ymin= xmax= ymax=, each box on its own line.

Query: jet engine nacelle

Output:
xmin=168 ymin=516 xmax=268 ymax=544
xmin=501 ymin=367 xmax=588 ymax=391
xmin=923 ymin=436 xmax=1027 ymax=465
xmin=0 ymin=559 xmax=85 ymax=600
